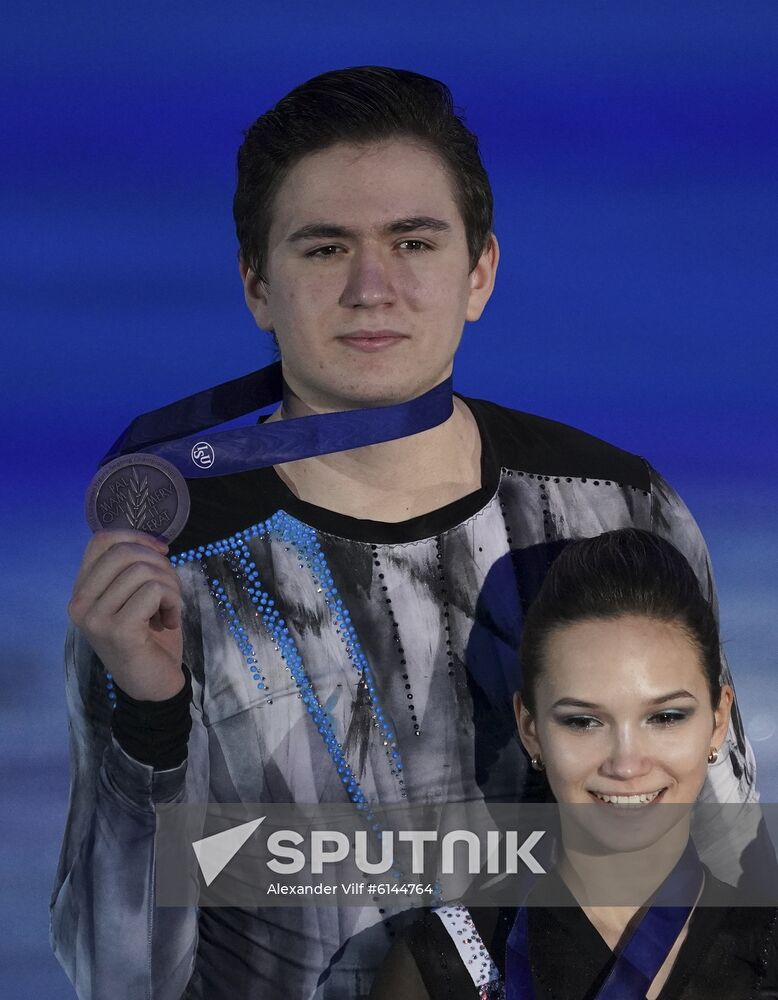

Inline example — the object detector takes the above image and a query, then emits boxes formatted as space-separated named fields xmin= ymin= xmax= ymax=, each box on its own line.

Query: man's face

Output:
xmin=241 ymin=139 xmax=498 ymax=410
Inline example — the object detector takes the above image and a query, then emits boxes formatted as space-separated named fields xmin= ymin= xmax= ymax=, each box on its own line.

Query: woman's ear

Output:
xmin=513 ymin=691 xmax=540 ymax=759
xmin=711 ymin=684 xmax=734 ymax=752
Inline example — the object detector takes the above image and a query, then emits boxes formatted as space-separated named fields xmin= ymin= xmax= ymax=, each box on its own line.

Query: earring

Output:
xmin=707 ymin=746 xmax=719 ymax=764
xmin=530 ymin=754 xmax=545 ymax=772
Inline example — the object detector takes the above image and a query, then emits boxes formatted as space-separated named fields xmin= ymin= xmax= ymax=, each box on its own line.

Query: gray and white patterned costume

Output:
xmin=50 ymin=396 xmax=758 ymax=999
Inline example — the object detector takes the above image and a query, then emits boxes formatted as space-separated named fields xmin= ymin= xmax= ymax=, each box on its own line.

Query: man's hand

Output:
xmin=68 ymin=530 xmax=185 ymax=701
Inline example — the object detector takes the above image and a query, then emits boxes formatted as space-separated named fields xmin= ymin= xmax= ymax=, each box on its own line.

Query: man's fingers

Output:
xmin=149 ymin=612 xmax=166 ymax=632
xmin=144 ymin=585 xmax=183 ymax=633
xmin=73 ymin=530 xmax=168 ymax=593
xmin=70 ymin=543 xmax=179 ymax=621
xmin=67 ymin=533 xmax=184 ymax=698
xmin=113 ymin=580 xmax=182 ymax=638
xmin=157 ymin=590 xmax=182 ymax=631
xmin=79 ymin=562 xmax=181 ymax=630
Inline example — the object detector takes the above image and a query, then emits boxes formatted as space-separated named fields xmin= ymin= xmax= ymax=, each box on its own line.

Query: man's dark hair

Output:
xmin=520 ymin=529 xmax=722 ymax=714
xmin=233 ymin=66 xmax=493 ymax=283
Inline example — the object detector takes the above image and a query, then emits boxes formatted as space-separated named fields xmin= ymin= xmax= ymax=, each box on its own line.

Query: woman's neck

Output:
xmin=558 ymin=817 xmax=692 ymax=947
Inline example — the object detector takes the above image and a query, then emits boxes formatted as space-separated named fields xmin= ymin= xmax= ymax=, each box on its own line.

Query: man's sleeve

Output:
xmin=49 ymin=623 xmax=210 ymax=1000
xmin=646 ymin=462 xmax=756 ymax=804
xmin=646 ymin=463 xmax=776 ymax=889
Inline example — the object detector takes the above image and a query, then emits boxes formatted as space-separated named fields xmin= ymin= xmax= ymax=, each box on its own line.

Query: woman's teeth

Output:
xmin=592 ymin=790 xmax=664 ymax=807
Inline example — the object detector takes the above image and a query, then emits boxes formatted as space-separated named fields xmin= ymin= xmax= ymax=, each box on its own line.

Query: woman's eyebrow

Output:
xmin=648 ymin=689 xmax=698 ymax=705
xmin=551 ymin=698 xmax=602 ymax=710
xmin=550 ymin=689 xmax=698 ymax=711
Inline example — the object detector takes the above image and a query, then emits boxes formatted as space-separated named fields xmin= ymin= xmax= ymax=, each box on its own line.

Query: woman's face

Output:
xmin=514 ymin=614 xmax=733 ymax=811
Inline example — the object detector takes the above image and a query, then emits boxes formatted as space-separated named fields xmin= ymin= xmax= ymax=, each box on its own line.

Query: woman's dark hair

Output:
xmin=233 ymin=66 xmax=493 ymax=283
xmin=519 ymin=529 xmax=722 ymax=714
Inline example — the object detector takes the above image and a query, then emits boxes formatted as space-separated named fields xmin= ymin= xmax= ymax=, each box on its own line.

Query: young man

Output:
xmin=51 ymin=67 xmax=757 ymax=999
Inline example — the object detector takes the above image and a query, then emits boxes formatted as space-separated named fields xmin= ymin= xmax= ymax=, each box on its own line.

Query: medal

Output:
xmin=85 ymin=453 xmax=191 ymax=543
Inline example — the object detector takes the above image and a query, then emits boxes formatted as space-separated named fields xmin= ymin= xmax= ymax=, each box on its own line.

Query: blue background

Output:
xmin=2 ymin=3 xmax=777 ymax=996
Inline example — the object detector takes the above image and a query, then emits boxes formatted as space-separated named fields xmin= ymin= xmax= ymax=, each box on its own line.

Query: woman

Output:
xmin=370 ymin=529 xmax=778 ymax=999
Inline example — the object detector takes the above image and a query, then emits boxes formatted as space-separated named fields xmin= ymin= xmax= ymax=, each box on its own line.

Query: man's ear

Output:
xmin=465 ymin=233 xmax=499 ymax=322
xmin=239 ymin=256 xmax=273 ymax=331
xmin=513 ymin=691 xmax=540 ymax=759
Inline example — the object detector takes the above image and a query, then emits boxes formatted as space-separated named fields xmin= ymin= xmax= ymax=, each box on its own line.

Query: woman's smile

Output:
xmin=588 ymin=787 xmax=668 ymax=808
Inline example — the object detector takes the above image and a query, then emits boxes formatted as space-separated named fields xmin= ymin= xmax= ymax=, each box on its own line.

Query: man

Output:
xmin=51 ymin=66 xmax=757 ymax=999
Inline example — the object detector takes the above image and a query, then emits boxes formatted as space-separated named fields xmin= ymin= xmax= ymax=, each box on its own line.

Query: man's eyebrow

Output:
xmin=550 ymin=690 xmax=699 ymax=711
xmin=286 ymin=216 xmax=452 ymax=243
xmin=385 ymin=216 xmax=451 ymax=234
xmin=287 ymin=223 xmax=357 ymax=243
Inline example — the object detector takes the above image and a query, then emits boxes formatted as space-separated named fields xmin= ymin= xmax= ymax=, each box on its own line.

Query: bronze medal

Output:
xmin=85 ymin=453 xmax=190 ymax=543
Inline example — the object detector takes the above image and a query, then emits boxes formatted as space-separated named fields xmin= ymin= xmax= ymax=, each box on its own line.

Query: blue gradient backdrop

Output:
xmin=2 ymin=3 xmax=777 ymax=996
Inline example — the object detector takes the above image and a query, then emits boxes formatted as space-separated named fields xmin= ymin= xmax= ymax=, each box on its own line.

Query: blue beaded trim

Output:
xmin=209 ymin=579 xmax=268 ymax=696
xmin=105 ymin=672 xmax=116 ymax=707
xmin=169 ymin=510 xmax=406 ymax=803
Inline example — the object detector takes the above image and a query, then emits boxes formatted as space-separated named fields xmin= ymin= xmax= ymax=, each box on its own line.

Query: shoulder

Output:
xmin=170 ymin=465 xmax=282 ymax=555
xmin=462 ymin=395 xmax=652 ymax=490
xmin=701 ymin=869 xmax=778 ymax=915
xmin=688 ymin=887 xmax=778 ymax=987
xmin=722 ymin=906 xmax=778 ymax=992
xmin=699 ymin=870 xmax=743 ymax=907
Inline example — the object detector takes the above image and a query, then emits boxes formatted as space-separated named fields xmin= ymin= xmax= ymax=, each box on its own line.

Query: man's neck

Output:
xmin=266 ymin=395 xmax=483 ymax=523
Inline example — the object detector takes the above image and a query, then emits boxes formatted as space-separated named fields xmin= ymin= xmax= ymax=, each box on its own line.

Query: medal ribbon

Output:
xmin=100 ymin=361 xmax=454 ymax=477
xmin=505 ymin=839 xmax=703 ymax=1000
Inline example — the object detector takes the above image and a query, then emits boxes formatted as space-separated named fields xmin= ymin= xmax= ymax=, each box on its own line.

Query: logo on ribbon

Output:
xmin=191 ymin=441 xmax=215 ymax=469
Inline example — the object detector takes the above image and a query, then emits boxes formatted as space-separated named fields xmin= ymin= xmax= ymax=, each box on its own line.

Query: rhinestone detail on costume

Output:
xmin=435 ymin=905 xmax=503 ymax=996
xmin=435 ymin=536 xmax=456 ymax=686
xmin=372 ymin=542 xmax=419 ymax=741
xmin=169 ymin=510 xmax=406 ymax=804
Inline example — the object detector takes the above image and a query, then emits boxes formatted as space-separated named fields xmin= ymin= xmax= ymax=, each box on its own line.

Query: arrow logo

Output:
xmin=192 ymin=817 xmax=265 ymax=886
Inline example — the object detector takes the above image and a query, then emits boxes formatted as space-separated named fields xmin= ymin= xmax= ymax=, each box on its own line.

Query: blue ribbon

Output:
xmin=100 ymin=362 xmax=454 ymax=477
xmin=506 ymin=839 xmax=703 ymax=1000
